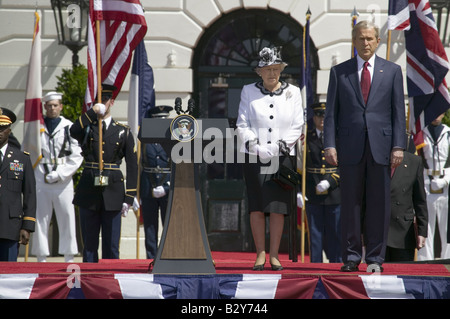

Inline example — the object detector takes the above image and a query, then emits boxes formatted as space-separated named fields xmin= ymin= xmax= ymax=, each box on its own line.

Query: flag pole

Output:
xmin=351 ymin=7 xmax=359 ymax=58
xmin=301 ymin=134 xmax=307 ymax=263
xmin=386 ymin=30 xmax=392 ymax=61
xmin=25 ymin=9 xmax=41 ymax=262
xmin=136 ymin=141 xmax=141 ymax=258
xmin=95 ymin=20 xmax=104 ymax=176
xmin=300 ymin=9 xmax=311 ymax=263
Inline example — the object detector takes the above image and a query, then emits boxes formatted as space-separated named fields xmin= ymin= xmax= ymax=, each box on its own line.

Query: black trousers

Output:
xmin=340 ymin=136 xmax=391 ymax=265
xmin=385 ymin=246 xmax=415 ymax=262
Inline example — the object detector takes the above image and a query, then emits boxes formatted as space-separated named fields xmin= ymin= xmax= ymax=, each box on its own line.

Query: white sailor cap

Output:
xmin=43 ymin=91 xmax=63 ymax=103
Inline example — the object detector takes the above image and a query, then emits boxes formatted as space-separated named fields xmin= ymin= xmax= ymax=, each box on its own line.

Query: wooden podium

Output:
xmin=139 ymin=116 xmax=229 ymax=274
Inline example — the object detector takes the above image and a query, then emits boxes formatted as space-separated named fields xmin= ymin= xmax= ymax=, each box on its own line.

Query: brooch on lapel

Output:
xmin=286 ymin=90 xmax=292 ymax=100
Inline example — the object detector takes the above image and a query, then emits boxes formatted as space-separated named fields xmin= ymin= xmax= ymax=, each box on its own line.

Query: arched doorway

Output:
xmin=192 ymin=8 xmax=319 ymax=252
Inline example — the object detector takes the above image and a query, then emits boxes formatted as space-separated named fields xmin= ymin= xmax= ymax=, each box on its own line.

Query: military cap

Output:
xmin=98 ymin=83 xmax=117 ymax=101
xmin=0 ymin=107 xmax=16 ymax=126
xmin=147 ymin=105 xmax=173 ymax=118
xmin=312 ymin=102 xmax=326 ymax=117
xmin=42 ymin=91 xmax=63 ymax=103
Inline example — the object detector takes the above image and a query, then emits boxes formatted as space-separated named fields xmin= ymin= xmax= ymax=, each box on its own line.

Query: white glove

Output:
xmin=132 ymin=197 xmax=140 ymax=212
xmin=121 ymin=203 xmax=130 ymax=217
xmin=94 ymin=103 xmax=106 ymax=116
xmin=297 ymin=193 xmax=304 ymax=208
xmin=45 ymin=171 xmax=60 ymax=184
xmin=255 ymin=144 xmax=277 ymax=159
xmin=152 ymin=186 xmax=166 ymax=198
xmin=316 ymin=180 xmax=330 ymax=193
xmin=431 ymin=178 xmax=447 ymax=191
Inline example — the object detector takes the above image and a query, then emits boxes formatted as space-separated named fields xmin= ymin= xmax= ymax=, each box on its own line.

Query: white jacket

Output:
xmin=236 ymin=81 xmax=304 ymax=155
xmin=36 ymin=116 xmax=83 ymax=186
xmin=422 ymin=124 xmax=450 ymax=184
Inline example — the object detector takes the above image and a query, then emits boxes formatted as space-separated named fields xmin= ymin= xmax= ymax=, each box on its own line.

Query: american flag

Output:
xmin=85 ymin=0 xmax=147 ymax=111
xmin=388 ymin=0 xmax=450 ymax=142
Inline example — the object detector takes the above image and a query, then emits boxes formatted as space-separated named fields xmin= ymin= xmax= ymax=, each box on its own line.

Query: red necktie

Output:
xmin=361 ymin=61 xmax=371 ymax=104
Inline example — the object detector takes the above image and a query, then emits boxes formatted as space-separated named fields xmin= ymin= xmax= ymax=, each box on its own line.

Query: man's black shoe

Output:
xmin=340 ymin=261 xmax=359 ymax=272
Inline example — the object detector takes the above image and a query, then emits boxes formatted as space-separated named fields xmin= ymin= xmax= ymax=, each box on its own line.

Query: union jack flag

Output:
xmin=388 ymin=0 xmax=411 ymax=30
xmin=85 ymin=0 xmax=147 ymax=111
xmin=388 ymin=0 xmax=450 ymax=144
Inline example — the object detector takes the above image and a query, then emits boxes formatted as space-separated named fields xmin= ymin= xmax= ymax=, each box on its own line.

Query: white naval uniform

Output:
xmin=31 ymin=116 xmax=83 ymax=261
xmin=236 ymin=81 xmax=304 ymax=156
xmin=417 ymin=124 xmax=450 ymax=261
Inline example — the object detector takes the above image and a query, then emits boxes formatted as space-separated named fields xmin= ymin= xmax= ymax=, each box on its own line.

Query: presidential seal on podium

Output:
xmin=170 ymin=114 xmax=199 ymax=142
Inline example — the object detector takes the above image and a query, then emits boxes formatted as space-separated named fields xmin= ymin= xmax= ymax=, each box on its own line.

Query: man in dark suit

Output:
xmin=140 ymin=106 xmax=172 ymax=259
xmin=0 ymin=108 xmax=36 ymax=261
xmin=324 ymin=21 xmax=406 ymax=272
xmin=387 ymin=138 xmax=427 ymax=262
xmin=70 ymin=84 xmax=138 ymax=262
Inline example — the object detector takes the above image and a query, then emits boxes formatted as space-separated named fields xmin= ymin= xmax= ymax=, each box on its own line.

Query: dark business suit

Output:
xmin=387 ymin=151 xmax=427 ymax=261
xmin=324 ymin=55 xmax=406 ymax=266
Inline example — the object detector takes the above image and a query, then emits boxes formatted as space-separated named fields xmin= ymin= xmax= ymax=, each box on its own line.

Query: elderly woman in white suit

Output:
xmin=237 ymin=47 xmax=304 ymax=270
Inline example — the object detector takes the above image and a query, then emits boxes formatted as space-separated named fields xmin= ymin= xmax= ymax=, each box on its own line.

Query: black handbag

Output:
xmin=272 ymin=142 xmax=301 ymax=190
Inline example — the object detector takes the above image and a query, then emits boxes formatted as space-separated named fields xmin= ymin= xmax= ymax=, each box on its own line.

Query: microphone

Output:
xmin=175 ymin=97 xmax=182 ymax=115
xmin=187 ymin=98 xmax=195 ymax=115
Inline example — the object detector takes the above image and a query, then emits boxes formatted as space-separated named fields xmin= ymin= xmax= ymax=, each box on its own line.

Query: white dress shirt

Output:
xmin=356 ymin=54 xmax=375 ymax=83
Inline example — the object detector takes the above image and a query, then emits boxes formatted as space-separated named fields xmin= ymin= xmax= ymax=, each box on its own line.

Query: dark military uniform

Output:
xmin=0 ymin=108 xmax=36 ymax=261
xmin=70 ymin=107 xmax=138 ymax=262
xmin=304 ymin=128 xmax=340 ymax=205
xmin=140 ymin=106 xmax=172 ymax=259
xmin=304 ymin=103 xmax=341 ymax=263
xmin=141 ymin=143 xmax=170 ymax=259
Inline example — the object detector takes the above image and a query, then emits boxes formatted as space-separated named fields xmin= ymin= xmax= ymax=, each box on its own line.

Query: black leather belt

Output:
xmin=143 ymin=167 xmax=171 ymax=174
xmin=306 ymin=167 xmax=338 ymax=175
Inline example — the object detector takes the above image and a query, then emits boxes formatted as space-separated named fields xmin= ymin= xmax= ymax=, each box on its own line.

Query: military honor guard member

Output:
xmin=0 ymin=108 xmax=36 ymax=261
xmin=417 ymin=113 xmax=450 ymax=261
xmin=140 ymin=106 xmax=173 ymax=259
xmin=70 ymin=84 xmax=138 ymax=262
xmin=304 ymin=103 xmax=342 ymax=263
xmin=31 ymin=92 xmax=83 ymax=262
